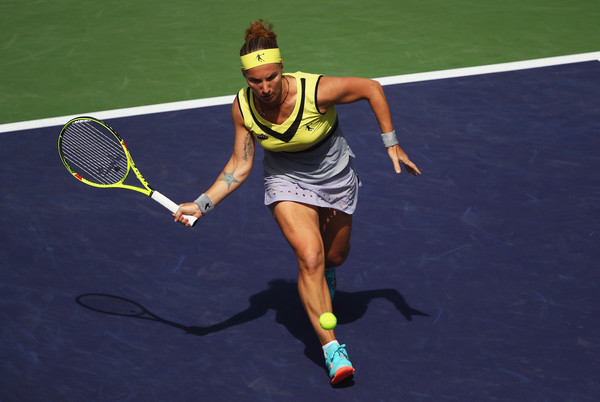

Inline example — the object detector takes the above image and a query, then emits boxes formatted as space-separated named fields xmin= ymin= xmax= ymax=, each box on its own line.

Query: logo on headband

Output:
xmin=241 ymin=48 xmax=282 ymax=70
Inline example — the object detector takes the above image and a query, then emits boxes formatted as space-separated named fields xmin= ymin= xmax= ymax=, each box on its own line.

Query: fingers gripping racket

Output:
xmin=58 ymin=116 xmax=197 ymax=226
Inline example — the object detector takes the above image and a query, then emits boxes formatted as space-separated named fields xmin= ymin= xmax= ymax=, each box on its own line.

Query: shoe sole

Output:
xmin=331 ymin=366 xmax=355 ymax=385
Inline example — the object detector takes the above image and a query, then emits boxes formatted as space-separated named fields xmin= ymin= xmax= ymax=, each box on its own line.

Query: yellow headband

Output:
xmin=240 ymin=48 xmax=282 ymax=70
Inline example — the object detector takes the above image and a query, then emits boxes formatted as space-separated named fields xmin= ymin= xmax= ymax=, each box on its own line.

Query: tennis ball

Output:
xmin=319 ymin=312 xmax=337 ymax=330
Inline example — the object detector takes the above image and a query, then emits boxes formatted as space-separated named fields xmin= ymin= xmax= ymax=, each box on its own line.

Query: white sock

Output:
xmin=323 ymin=340 xmax=340 ymax=358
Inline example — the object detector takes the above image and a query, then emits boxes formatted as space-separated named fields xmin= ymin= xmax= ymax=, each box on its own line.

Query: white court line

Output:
xmin=1 ymin=51 xmax=599 ymax=134
xmin=374 ymin=51 xmax=600 ymax=86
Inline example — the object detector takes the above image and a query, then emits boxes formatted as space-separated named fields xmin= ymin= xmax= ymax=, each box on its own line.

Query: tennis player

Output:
xmin=175 ymin=19 xmax=421 ymax=385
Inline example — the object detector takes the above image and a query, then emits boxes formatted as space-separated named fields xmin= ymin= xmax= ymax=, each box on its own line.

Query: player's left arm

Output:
xmin=317 ymin=76 xmax=421 ymax=175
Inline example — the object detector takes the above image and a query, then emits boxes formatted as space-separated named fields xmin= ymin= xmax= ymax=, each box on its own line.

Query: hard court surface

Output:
xmin=1 ymin=60 xmax=599 ymax=400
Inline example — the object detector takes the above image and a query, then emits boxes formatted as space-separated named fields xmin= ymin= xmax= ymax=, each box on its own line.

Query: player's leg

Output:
xmin=320 ymin=207 xmax=352 ymax=267
xmin=269 ymin=201 xmax=334 ymax=345
xmin=319 ymin=208 xmax=352 ymax=300
xmin=270 ymin=201 xmax=355 ymax=384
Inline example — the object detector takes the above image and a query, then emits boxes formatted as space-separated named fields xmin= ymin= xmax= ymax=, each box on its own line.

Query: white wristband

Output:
xmin=381 ymin=130 xmax=398 ymax=147
xmin=194 ymin=193 xmax=214 ymax=215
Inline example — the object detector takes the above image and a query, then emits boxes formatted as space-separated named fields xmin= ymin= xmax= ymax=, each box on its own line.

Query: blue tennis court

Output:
xmin=1 ymin=60 xmax=599 ymax=400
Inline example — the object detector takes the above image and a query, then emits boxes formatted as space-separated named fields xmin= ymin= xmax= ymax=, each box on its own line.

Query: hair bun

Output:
xmin=245 ymin=19 xmax=277 ymax=42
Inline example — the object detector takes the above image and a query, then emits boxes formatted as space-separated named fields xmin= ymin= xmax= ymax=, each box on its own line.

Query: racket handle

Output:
xmin=150 ymin=190 xmax=198 ymax=227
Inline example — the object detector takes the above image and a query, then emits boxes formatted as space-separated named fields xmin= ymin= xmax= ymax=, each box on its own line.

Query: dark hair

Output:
xmin=240 ymin=20 xmax=278 ymax=56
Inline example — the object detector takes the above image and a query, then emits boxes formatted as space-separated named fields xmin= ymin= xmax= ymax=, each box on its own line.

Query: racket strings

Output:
xmin=61 ymin=121 xmax=128 ymax=185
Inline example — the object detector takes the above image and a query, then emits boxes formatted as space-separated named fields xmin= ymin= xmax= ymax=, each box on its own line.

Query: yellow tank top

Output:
xmin=236 ymin=72 xmax=338 ymax=152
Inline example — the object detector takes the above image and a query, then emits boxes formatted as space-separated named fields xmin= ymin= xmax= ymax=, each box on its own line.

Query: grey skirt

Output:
xmin=264 ymin=161 xmax=360 ymax=214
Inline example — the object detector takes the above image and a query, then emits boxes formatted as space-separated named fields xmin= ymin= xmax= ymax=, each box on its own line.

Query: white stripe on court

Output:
xmin=1 ymin=51 xmax=599 ymax=134
xmin=373 ymin=51 xmax=600 ymax=86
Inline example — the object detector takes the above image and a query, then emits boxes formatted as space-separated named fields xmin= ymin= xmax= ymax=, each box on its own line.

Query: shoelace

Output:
xmin=327 ymin=344 xmax=348 ymax=364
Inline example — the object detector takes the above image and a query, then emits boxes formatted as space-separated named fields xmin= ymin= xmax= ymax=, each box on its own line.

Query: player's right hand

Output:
xmin=174 ymin=202 xmax=203 ymax=226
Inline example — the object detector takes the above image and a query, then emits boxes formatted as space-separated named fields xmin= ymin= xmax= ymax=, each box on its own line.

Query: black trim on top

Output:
xmin=315 ymin=75 xmax=326 ymax=115
xmin=247 ymin=78 xmax=306 ymax=143
xmin=236 ymin=93 xmax=244 ymax=119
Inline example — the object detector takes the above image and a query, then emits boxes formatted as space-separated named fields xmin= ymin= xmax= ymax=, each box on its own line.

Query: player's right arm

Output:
xmin=174 ymin=97 xmax=255 ymax=225
xmin=204 ymin=97 xmax=256 ymax=204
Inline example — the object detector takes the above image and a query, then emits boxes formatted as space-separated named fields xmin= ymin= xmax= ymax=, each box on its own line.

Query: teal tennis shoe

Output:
xmin=325 ymin=343 xmax=355 ymax=384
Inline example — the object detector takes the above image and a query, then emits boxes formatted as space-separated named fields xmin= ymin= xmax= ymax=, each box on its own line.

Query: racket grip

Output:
xmin=150 ymin=190 xmax=198 ymax=227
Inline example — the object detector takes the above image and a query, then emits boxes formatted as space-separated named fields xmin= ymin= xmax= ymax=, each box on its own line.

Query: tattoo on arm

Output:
xmin=242 ymin=133 xmax=254 ymax=162
xmin=219 ymin=169 xmax=240 ymax=189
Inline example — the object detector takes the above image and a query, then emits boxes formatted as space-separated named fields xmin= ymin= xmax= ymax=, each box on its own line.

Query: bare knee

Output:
xmin=325 ymin=244 xmax=350 ymax=268
xmin=296 ymin=247 xmax=325 ymax=276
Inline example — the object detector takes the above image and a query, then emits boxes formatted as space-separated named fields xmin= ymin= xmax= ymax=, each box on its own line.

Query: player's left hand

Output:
xmin=387 ymin=145 xmax=421 ymax=176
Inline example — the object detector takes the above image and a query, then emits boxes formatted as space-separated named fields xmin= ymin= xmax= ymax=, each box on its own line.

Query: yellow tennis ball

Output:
xmin=319 ymin=312 xmax=337 ymax=330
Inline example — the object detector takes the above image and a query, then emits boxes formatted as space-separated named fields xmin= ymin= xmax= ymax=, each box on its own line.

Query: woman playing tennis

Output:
xmin=175 ymin=20 xmax=421 ymax=385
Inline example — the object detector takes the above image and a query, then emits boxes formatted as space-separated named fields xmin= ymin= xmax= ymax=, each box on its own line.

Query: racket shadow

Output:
xmin=75 ymin=293 xmax=192 ymax=332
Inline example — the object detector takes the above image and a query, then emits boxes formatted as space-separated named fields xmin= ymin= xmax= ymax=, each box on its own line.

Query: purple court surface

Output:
xmin=1 ymin=61 xmax=599 ymax=401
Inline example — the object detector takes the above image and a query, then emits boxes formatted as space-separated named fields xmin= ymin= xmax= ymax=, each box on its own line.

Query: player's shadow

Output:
xmin=76 ymin=279 xmax=429 ymax=370
xmin=188 ymin=279 xmax=430 ymax=367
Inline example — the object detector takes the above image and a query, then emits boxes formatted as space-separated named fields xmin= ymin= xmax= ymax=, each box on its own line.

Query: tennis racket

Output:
xmin=58 ymin=116 xmax=197 ymax=226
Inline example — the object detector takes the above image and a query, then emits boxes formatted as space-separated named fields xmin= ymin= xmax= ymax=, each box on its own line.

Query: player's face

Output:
xmin=243 ymin=63 xmax=284 ymax=104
